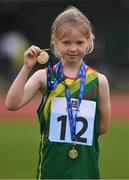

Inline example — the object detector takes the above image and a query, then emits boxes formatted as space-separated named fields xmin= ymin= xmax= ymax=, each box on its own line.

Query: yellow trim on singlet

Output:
xmin=38 ymin=134 xmax=44 ymax=180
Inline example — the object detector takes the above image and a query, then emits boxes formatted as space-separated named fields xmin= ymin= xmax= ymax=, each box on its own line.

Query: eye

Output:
xmin=76 ymin=41 xmax=85 ymax=45
xmin=62 ymin=41 xmax=70 ymax=45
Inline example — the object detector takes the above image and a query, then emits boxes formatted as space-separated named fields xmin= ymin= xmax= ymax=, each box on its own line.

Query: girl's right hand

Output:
xmin=24 ymin=45 xmax=42 ymax=69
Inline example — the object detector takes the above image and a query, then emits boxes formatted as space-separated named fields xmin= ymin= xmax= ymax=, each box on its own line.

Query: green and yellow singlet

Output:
xmin=36 ymin=64 xmax=100 ymax=179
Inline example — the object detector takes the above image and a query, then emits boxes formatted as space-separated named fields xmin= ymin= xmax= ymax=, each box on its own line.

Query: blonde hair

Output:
xmin=51 ymin=6 xmax=95 ymax=58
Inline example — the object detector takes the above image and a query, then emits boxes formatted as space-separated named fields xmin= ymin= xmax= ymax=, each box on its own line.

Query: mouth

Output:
xmin=67 ymin=54 xmax=78 ymax=58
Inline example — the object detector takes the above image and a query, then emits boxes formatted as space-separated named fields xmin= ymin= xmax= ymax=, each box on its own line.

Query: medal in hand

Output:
xmin=37 ymin=50 xmax=49 ymax=64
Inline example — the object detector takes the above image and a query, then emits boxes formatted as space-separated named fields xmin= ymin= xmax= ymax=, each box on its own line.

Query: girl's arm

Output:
xmin=5 ymin=45 xmax=47 ymax=110
xmin=98 ymin=73 xmax=111 ymax=135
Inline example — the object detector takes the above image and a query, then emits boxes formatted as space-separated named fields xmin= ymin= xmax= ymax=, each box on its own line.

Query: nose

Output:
xmin=69 ymin=44 xmax=77 ymax=52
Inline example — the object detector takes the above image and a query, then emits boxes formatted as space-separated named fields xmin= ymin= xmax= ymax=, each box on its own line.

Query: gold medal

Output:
xmin=69 ymin=146 xmax=78 ymax=159
xmin=37 ymin=50 xmax=49 ymax=64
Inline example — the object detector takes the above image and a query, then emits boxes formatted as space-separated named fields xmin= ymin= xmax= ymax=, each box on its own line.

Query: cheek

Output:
xmin=79 ymin=48 xmax=86 ymax=57
xmin=58 ymin=44 xmax=66 ymax=55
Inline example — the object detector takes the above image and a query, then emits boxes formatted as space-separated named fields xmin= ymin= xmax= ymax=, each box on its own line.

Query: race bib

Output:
xmin=49 ymin=97 xmax=96 ymax=146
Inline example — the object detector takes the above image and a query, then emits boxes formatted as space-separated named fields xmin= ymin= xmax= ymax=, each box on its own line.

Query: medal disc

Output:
xmin=69 ymin=148 xmax=78 ymax=159
xmin=37 ymin=50 xmax=49 ymax=64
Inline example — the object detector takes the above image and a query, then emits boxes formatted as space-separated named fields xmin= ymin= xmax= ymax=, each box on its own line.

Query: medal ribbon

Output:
xmin=47 ymin=61 xmax=60 ymax=90
xmin=59 ymin=62 xmax=86 ymax=141
xmin=47 ymin=48 xmax=61 ymax=90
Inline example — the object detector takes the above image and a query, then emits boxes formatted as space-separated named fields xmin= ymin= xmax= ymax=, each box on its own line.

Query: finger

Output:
xmin=29 ymin=47 xmax=41 ymax=57
xmin=31 ymin=45 xmax=42 ymax=55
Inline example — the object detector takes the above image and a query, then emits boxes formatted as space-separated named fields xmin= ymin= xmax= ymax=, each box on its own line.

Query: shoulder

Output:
xmin=97 ymin=73 xmax=111 ymax=135
xmin=98 ymin=73 xmax=109 ymax=89
xmin=32 ymin=68 xmax=47 ymax=80
xmin=98 ymin=73 xmax=110 ymax=103
xmin=86 ymin=65 xmax=109 ymax=84
xmin=31 ymin=68 xmax=47 ymax=91
xmin=86 ymin=65 xmax=109 ymax=86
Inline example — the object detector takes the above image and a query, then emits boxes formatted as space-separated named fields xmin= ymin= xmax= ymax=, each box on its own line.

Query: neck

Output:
xmin=61 ymin=59 xmax=83 ymax=78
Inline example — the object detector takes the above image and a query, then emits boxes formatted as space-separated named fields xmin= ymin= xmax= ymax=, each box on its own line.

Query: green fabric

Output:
xmin=36 ymin=65 xmax=100 ymax=179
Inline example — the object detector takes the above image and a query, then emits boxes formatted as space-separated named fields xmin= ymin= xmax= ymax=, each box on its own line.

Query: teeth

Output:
xmin=37 ymin=50 xmax=49 ymax=64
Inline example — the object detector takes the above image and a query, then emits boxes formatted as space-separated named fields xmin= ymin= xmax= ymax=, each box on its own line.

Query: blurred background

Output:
xmin=0 ymin=0 xmax=129 ymax=179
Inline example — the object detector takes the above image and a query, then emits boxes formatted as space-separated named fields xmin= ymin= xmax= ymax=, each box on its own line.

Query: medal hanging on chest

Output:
xmin=69 ymin=144 xmax=78 ymax=159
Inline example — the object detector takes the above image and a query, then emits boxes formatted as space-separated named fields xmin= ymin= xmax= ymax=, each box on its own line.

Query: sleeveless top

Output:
xmin=36 ymin=64 xmax=100 ymax=179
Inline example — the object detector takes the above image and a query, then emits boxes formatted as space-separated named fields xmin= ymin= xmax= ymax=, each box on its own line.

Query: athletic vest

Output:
xmin=36 ymin=64 xmax=100 ymax=179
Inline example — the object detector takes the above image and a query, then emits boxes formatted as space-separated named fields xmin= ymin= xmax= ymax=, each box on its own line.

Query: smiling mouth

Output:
xmin=68 ymin=54 xmax=78 ymax=58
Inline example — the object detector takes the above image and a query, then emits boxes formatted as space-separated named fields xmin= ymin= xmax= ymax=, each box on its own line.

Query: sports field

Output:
xmin=0 ymin=94 xmax=129 ymax=179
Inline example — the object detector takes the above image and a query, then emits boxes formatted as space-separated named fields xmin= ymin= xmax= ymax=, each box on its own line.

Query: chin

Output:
xmin=67 ymin=57 xmax=79 ymax=62
xmin=68 ymin=57 xmax=76 ymax=61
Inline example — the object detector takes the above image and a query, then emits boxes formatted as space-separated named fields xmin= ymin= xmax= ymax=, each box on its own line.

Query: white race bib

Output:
xmin=49 ymin=97 xmax=96 ymax=146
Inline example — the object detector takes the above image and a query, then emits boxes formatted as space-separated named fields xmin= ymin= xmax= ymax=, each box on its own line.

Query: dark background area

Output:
xmin=0 ymin=0 xmax=129 ymax=91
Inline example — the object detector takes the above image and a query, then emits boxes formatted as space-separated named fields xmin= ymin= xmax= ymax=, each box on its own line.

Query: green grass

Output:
xmin=0 ymin=118 xmax=129 ymax=179
xmin=0 ymin=119 xmax=40 ymax=179
xmin=99 ymin=120 xmax=129 ymax=179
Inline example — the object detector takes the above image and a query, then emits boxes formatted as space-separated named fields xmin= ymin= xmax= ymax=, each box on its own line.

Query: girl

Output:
xmin=5 ymin=6 xmax=111 ymax=179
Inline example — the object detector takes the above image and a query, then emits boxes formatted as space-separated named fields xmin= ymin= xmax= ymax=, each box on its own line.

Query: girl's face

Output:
xmin=52 ymin=26 xmax=89 ymax=65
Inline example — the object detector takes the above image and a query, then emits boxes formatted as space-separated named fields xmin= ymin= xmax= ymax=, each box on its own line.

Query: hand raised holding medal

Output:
xmin=23 ymin=45 xmax=49 ymax=69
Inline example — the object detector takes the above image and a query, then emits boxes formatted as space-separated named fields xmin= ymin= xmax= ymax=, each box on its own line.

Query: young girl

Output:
xmin=5 ymin=6 xmax=111 ymax=179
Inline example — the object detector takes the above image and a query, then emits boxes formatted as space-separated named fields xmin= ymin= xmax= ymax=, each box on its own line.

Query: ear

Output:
xmin=51 ymin=35 xmax=58 ymax=46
